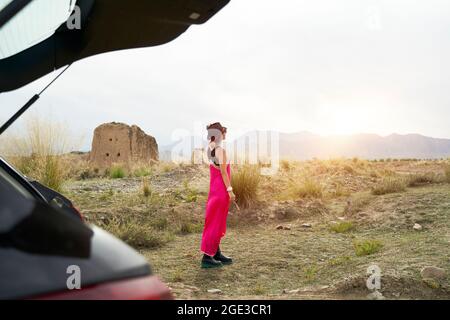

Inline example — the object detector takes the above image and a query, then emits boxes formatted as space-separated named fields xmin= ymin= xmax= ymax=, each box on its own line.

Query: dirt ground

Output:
xmin=65 ymin=159 xmax=450 ymax=300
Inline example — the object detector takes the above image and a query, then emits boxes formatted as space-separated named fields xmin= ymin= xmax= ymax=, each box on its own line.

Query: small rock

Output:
xmin=207 ymin=289 xmax=222 ymax=294
xmin=337 ymin=217 xmax=346 ymax=221
xmin=287 ymin=289 xmax=300 ymax=294
xmin=184 ymin=285 xmax=200 ymax=292
xmin=276 ymin=225 xmax=291 ymax=230
xmin=420 ymin=266 xmax=447 ymax=280
xmin=413 ymin=223 xmax=422 ymax=231
xmin=367 ymin=290 xmax=385 ymax=300
xmin=301 ymin=223 xmax=312 ymax=228
xmin=422 ymin=278 xmax=440 ymax=289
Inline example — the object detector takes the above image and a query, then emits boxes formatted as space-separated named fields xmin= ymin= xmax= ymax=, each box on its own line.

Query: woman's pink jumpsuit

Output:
xmin=200 ymin=164 xmax=231 ymax=256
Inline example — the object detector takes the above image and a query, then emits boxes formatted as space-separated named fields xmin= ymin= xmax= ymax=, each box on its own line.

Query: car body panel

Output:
xmin=0 ymin=161 xmax=152 ymax=300
xmin=0 ymin=197 xmax=151 ymax=299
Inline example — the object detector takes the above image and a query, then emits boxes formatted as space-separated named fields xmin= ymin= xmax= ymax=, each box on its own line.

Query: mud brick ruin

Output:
xmin=90 ymin=122 xmax=158 ymax=167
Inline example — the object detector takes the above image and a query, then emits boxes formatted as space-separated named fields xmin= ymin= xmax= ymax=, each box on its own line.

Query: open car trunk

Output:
xmin=0 ymin=0 xmax=230 ymax=93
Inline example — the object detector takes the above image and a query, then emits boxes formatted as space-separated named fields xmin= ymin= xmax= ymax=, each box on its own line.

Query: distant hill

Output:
xmin=159 ymin=131 xmax=450 ymax=162
xmin=277 ymin=131 xmax=450 ymax=160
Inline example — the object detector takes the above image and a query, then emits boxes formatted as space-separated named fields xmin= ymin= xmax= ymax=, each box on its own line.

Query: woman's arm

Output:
xmin=217 ymin=148 xmax=235 ymax=201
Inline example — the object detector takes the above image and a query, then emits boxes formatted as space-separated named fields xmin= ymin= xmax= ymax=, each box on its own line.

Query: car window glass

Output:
xmin=0 ymin=166 xmax=34 ymax=199
xmin=0 ymin=0 xmax=76 ymax=59
xmin=0 ymin=0 xmax=13 ymax=11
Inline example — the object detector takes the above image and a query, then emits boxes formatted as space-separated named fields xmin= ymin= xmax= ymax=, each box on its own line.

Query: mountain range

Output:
xmin=277 ymin=131 xmax=450 ymax=160
xmin=160 ymin=131 xmax=450 ymax=161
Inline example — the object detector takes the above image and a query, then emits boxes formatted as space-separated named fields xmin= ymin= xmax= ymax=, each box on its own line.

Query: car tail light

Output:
xmin=71 ymin=205 xmax=84 ymax=221
xmin=31 ymin=275 xmax=173 ymax=300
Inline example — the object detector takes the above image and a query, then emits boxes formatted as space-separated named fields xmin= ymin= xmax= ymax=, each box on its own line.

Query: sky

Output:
xmin=1 ymin=0 xmax=450 ymax=151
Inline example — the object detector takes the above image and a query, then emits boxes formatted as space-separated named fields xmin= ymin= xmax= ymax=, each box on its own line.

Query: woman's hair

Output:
xmin=206 ymin=122 xmax=227 ymax=142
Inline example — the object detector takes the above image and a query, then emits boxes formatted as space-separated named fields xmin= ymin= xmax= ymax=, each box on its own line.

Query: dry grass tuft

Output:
xmin=280 ymin=159 xmax=292 ymax=171
xmin=371 ymin=177 xmax=406 ymax=195
xmin=294 ymin=178 xmax=323 ymax=199
xmin=353 ymin=239 xmax=383 ymax=256
xmin=105 ymin=217 xmax=171 ymax=249
xmin=407 ymin=173 xmax=442 ymax=187
xmin=0 ymin=115 xmax=77 ymax=192
xmin=142 ymin=177 xmax=152 ymax=197
xmin=110 ymin=165 xmax=126 ymax=179
xmin=330 ymin=221 xmax=354 ymax=233
xmin=345 ymin=193 xmax=374 ymax=216
xmin=231 ymin=165 xmax=261 ymax=208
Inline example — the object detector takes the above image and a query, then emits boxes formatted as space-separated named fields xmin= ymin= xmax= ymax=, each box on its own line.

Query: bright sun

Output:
xmin=314 ymin=99 xmax=392 ymax=136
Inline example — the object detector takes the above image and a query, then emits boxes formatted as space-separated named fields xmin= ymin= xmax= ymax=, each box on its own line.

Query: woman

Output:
xmin=200 ymin=122 xmax=236 ymax=268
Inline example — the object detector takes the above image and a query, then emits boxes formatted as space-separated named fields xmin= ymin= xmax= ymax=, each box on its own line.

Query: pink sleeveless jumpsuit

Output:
xmin=200 ymin=163 xmax=231 ymax=256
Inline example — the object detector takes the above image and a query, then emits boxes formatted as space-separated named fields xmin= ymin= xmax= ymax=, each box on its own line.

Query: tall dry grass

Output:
xmin=371 ymin=177 xmax=406 ymax=195
xmin=0 ymin=115 xmax=77 ymax=192
xmin=231 ymin=165 xmax=261 ymax=208
xmin=407 ymin=173 xmax=442 ymax=187
xmin=294 ymin=178 xmax=323 ymax=199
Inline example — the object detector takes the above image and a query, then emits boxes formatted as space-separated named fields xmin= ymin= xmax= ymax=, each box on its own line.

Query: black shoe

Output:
xmin=201 ymin=254 xmax=223 ymax=269
xmin=214 ymin=247 xmax=233 ymax=265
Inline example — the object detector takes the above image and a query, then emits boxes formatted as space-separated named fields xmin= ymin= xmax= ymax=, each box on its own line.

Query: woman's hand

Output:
xmin=228 ymin=190 xmax=236 ymax=202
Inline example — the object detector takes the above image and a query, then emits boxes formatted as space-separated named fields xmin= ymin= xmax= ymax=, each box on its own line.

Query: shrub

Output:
xmin=330 ymin=221 xmax=354 ymax=233
xmin=0 ymin=116 xmax=76 ymax=192
xmin=142 ymin=177 xmax=151 ymax=197
xmin=180 ymin=180 xmax=199 ymax=203
xmin=343 ymin=164 xmax=355 ymax=174
xmin=151 ymin=217 xmax=168 ymax=230
xmin=78 ymin=166 xmax=98 ymax=180
xmin=280 ymin=159 xmax=291 ymax=171
xmin=371 ymin=177 xmax=406 ymax=195
xmin=159 ymin=162 xmax=177 ymax=173
xmin=133 ymin=166 xmax=153 ymax=177
xmin=353 ymin=239 xmax=383 ymax=256
xmin=106 ymin=217 xmax=169 ymax=249
xmin=345 ymin=193 xmax=374 ymax=216
xmin=328 ymin=256 xmax=352 ymax=266
xmin=303 ymin=265 xmax=319 ymax=282
xmin=369 ymin=170 xmax=380 ymax=178
xmin=185 ymin=189 xmax=198 ymax=203
xmin=332 ymin=183 xmax=350 ymax=197
xmin=445 ymin=165 xmax=450 ymax=183
xmin=407 ymin=173 xmax=441 ymax=187
xmin=252 ymin=284 xmax=267 ymax=295
xmin=179 ymin=221 xmax=203 ymax=234
xmin=110 ymin=165 xmax=125 ymax=179
xmin=295 ymin=179 xmax=323 ymax=199
xmin=231 ymin=165 xmax=261 ymax=208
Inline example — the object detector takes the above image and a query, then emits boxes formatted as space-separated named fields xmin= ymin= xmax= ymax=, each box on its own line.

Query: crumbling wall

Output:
xmin=90 ymin=122 xmax=158 ymax=167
